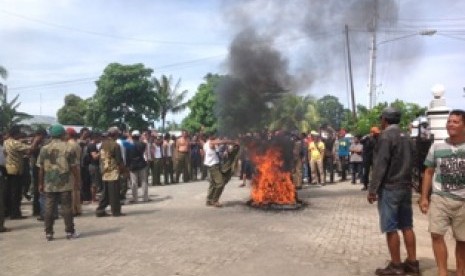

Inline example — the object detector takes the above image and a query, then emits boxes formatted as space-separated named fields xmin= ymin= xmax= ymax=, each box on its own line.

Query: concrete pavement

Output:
xmin=0 ymin=178 xmax=458 ymax=276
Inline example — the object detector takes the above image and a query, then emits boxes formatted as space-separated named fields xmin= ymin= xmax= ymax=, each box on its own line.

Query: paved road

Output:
xmin=0 ymin=178 xmax=457 ymax=276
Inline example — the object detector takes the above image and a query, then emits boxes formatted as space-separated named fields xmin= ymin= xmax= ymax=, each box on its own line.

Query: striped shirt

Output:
xmin=424 ymin=139 xmax=465 ymax=199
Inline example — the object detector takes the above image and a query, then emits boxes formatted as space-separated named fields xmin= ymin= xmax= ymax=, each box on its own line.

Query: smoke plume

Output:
xmin=216 ymin=0 xmax=418 ymax=136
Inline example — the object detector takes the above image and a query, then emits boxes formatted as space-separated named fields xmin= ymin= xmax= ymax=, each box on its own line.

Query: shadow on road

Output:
xmin=80 ymin=227 xmax=122 ymax=238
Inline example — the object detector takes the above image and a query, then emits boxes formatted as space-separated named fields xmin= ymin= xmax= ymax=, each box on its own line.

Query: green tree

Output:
xmin=93 ymin=63 xmax=157 ymax=130
xmin=268 ymin=94 xmax=319 ymax=132
xmin=153 ymin=75 xmax=189 ymax=132
xmin=182 ymin=73 xmax=221 ymax=133
xmin=0 ymin=94 xmax=32 ymax=133
xmin=348 ymin=100 xmax=427 ymax=135
xmin=316 ymin=95 xmax=345 ymax=130
xmin=56 ymin=94 xmax=87 ymax=125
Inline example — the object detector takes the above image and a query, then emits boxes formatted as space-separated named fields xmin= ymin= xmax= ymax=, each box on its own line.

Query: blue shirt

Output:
xmin=337 ymin=138 xmax=351 ymax=157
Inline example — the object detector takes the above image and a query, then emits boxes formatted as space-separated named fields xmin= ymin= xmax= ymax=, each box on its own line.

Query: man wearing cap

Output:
xmin=66 ymin=128 xmax=82 ymax=216
xmin=96 ymin=127 xmax=125 ymax=217
xmin=368 ymin=107 xmax=418 ymax=275
xmin=126 ymin=130 xmax=149 ymax=203
xmin=37 ymin=124 xmax=80 ymax=240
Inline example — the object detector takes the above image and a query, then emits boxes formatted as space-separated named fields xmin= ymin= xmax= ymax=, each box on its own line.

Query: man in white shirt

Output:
xmin=204 ymin=133 xmax=239 ymax=207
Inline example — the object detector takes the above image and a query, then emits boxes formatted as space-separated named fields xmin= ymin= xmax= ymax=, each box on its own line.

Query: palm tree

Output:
xmin=153 ymin=75 xmax=189 ymax=132
xmin=0 ymin=65 xmax=7 ymax=79
xmin=268 ymin=95 xmax=319 ymax=132
xmin=0 ymin=94 xmax=32 ymax=132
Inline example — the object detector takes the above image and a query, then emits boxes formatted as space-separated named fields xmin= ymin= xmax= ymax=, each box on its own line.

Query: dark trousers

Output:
xmin=175 ymin=152 xmax=190 ymax=183
xmin=163 ymin=158 xmax=174 ymax=184
xmin=6 ymin=174 xmax=23 ymax=218
xmin=362 ymin=162 xmax=372 ymax=188
xmin=153 ymin=159 xmax=163 ymax=185
xmin=44 ymin=191 xmax=74 ymax=235
xmin=120 ymin=174 xmax=129 ymax=201
xmin=32 ymin=166 xmax=40 ymax=216
xmin=80 ymin=166 xmax=92 ymax=201
xmin=21 ymin=159 xmax=31 ymax=198
xmin=201 ymin=164 xmax=208 ymax=180
xmin=96 ymin=180 xmax=122 ymax=216
xmin=351 ymin=162 xmax=363 ymax=183
xmin=191 ymin=158 xmax=201 ymax=181
xmin=324 ymin=156 xmax=335 ymax=183
xmin=339 ymin=156 xmax=349 ymax=180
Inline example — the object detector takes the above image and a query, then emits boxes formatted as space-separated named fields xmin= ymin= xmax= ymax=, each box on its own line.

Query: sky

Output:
xmin=0 ymin=0 xmax=464 ymax=126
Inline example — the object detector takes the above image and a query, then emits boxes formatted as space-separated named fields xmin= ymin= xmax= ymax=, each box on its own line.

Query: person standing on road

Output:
xmin=66 ymin=128 xmax=82 ymax=216
xmin=37 ymin=124 xmax=80 ymax=241
xmin=349 ymin=135 xmax=363 ymax=184
xmin=336 ymin=129 xmax=351 ymax=181
xmin=361 ymin=127 xmax=380 ymax=191
xmin=308 ymin=131 xmax=325 ymax=185
xmin=96 ymin=127 xmax=125 ymax=217
xmin=204 ymin=133 xmax=239 ymax=208
xmin=175 ymin=130 xmax=190 ymax=183
xmin=126 ymin=130 xmax=149 ymax=203
xmin=368 ymin=107 xmax=419 ymax=275
xmin=419 ymin=109 xmax=465 ymax=276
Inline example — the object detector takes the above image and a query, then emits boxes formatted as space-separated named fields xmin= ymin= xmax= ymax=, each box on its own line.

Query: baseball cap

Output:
xmin=131 ymin=130 xmax=141 ymax=137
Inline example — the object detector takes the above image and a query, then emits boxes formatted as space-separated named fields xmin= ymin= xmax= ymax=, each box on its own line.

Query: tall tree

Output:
xmin=56 ymin=94 xmax=87 ymax=125
xmin=181 ymin=73 xmax=221 ymax=133
xmin=153 ymin=74 xmax=188 ymax=132
xmin=316 ymin=95 xmax=346 ymax=130
xmin=268 ymin=94 xmax=318 ymax=132
xmin=93 ymin=63 xmax=157 ymax=130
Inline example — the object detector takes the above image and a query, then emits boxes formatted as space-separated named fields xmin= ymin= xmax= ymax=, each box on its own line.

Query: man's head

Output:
xmin=66 ymin=127 xmax=78 ymax=140
xmin=131 ymin=130 xmax=141 ymax=141
xmin=370 ymin=126 xmax=380 ymax=136
xmin=446 ymin=109 xmax=465 ymax=139
xmin=380 ymin=107 xmax=401 ymax=129
xmin=338 ymin=129 xmax=346 ymax=138
xmin=49 ymin=124 xmax=66 ymax=139
xmin=107 ymin=126 xmax=120 ymax=139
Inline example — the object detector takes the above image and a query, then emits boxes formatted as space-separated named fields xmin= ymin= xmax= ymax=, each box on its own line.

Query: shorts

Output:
xmin=377 ymin=188 xmax=413 ymax=233
xmin=429 ymin=194 xmax=465 ymax=241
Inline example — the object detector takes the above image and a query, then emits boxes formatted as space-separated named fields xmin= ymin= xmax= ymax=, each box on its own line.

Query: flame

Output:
xmin=250 ymin=146 xmax=296 ymax=205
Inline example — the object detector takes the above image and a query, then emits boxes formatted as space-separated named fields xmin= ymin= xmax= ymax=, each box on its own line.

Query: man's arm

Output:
xmin=368 ymin=137 xmax=390 ymax=202
xmin=38 ymin=167 xmax=45 ymax=193
xmin=419 ymin=167 xmax=434 ymax=214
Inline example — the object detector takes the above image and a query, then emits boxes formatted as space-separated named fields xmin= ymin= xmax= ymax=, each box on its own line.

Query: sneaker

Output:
xmin=66 ymin=232 xmax=80 ymax=240
xmin=403 ymin=259 xmax=419 ymax=275
xmin=375 ymin=262 xmax=406 ymax=275
xmin=45 ymin=233 xmax=54 ymax=241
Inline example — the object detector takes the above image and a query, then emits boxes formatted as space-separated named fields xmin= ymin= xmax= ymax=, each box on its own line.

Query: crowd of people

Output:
xmin=1 ymin=107 xmax=464 ymax=276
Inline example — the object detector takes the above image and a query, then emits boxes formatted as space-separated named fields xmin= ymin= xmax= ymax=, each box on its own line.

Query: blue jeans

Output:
xmin=377 ymin=188 xmax=413 ymax=233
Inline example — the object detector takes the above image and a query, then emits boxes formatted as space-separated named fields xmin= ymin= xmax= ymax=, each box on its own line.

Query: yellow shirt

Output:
xmin=308 ymin=141 xmax=325 ymax=161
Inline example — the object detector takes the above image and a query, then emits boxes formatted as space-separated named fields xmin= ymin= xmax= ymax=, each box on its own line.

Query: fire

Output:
xmin=250 ymin=146 xmax=296 ymax=205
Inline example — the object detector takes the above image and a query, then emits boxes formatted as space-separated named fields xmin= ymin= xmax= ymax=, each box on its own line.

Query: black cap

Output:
xmin=381 ymin=107 xmax=401 ymax=121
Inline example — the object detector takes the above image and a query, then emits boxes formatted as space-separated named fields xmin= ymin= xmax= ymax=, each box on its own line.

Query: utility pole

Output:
xmin=345 ymin=24 xmax=357 ymax=120
xmin=367 ymin=0 xmax=378 ymax=109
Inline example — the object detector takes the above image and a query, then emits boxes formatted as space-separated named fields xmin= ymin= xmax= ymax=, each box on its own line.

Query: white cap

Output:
xmin=131 ymin=130 xmax=141 ymax=136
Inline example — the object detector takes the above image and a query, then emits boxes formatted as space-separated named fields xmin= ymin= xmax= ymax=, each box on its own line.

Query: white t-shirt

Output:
xmin=203 ymin=140 xmax=219 ymax=167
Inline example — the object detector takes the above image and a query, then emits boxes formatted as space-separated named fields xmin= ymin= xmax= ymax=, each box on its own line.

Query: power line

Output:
xmin=8 ymin=54 xmax=227 ymax=92
xmin=0 ymin=9 xmax=226 ymax=46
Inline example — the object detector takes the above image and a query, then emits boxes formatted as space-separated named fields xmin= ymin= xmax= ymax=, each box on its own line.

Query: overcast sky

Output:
xmin=1 ymin=0 xmax=464 ymax=125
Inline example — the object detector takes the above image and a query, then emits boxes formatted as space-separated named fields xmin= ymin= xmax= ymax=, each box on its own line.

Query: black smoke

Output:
xmin=216 ymin=0 xmax=419 ymax=136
